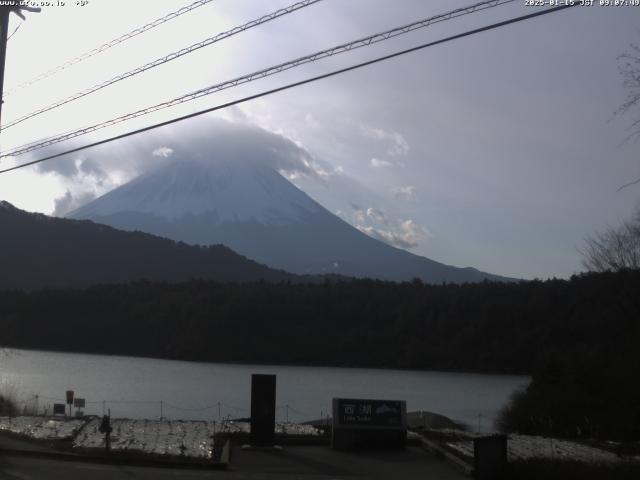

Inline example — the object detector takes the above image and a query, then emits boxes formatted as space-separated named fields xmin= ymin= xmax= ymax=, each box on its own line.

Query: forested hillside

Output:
xmin=0 ymin=201 xmax=298 ymax=289
xmin=1 ymin=270 xmax=637 ymax=375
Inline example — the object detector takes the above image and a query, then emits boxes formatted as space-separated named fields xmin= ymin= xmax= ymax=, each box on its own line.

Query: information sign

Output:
xmin=331 ymin=398 xmax=407 ymax=449
xmin=336 ymin=399 xmax=404 ymax=427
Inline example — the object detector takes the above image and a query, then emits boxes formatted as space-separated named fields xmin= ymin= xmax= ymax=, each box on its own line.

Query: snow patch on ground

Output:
xmin=74 ymin=418 xmax=216 ymax=459
xmin=447 ymin=434 xmax=622 ymax=464
xmin=1 ymin=416 xmax=321 ymax=460
xmin=0 ymin=416 xmax=85 ymax=440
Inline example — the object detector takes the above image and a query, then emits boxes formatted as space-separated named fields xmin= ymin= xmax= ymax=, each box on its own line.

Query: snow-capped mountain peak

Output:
xmin=71 ymin=158 xmax=322 ymax=225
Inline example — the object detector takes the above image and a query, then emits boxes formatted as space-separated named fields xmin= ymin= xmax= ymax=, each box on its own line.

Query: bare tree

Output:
xmin=615 ymin=42 xmax=640 ymax=191
xmin=582 ymin=208 xmax=640 ymax=272
xmin=617 ymin=42 xmax=640 ymax=139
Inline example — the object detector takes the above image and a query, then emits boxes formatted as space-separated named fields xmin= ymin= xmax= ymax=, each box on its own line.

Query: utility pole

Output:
xmin=0 ymin=2 xmax=40 ymax=128
xmin=0 ymin=6 xmax=11 ymax=127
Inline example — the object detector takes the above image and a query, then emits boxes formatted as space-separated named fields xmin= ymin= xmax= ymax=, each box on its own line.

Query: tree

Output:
xmin=616 ymin=42 xmax=640 ymax=190
xmin=617 ymin=42 xmax=640 ymax=142
xmin=581 ymin=207 xmax=640 ymax=272
xmin=0 ymin=393 xmax=17 ymax=416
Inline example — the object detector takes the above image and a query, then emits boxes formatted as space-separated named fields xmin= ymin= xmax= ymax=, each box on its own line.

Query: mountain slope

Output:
xmin=70 ymin=158 xmax=513 ymax=283
xmin=0 ymin=200 xmax=297 ymax=290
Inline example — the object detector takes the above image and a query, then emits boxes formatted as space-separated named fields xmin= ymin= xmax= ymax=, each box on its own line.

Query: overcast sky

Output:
xmin=0 ymin=0 xmax=638 ymax=280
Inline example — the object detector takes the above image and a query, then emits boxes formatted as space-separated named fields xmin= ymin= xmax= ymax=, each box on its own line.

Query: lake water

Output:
xmin=0 ymin=348 xmax=528 ymax=432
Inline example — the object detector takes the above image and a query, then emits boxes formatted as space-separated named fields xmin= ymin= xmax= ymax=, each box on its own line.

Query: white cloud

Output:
xmin=279 ymin=169 xmax=300 ymax=181
xmin=152 ymin=147 xmax=174 ymax=158
xmin=351 ymin=204 xmax=387 ymax=224
xmin=35 ymin=155 xmax=125 ymax=217
xmin=357 ymin=218 xmax=430 ymax=250
xmin=349 ymin=202 xmax=429 ymax=249
xmin=304 ymin=113 xmax=319 ymax=128
xmin=360 ymin=125 xmax=410 ymax=157
xmin=53 ymin=190 xmax=99 ymax=217
xmin=392 ymin=185 xmax=417 ymax=199
xmin=365 ymin=207 xmax=387 ymax=224
xmin=369 ymin=158 xmax=393 ymax=168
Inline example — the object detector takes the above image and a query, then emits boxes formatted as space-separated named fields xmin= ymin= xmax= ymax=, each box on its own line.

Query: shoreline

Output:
xmin=0 ymin=346 xmax=532 ymax=378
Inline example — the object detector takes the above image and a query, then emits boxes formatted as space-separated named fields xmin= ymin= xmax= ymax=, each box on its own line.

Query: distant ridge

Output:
xmin=0 ymin=200 xmax=299 ymax=290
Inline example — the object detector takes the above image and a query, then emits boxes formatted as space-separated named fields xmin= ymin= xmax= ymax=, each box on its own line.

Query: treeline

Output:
xmin=0 ymin=270 xmax=638 ymax=375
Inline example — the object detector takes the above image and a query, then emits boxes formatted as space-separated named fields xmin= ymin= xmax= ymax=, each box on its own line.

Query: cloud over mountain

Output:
xmin=33 ymin=118 xmax=331 ymax=216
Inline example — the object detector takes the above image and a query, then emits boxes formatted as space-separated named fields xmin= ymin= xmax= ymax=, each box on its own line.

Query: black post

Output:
xmin=65 ymin=390 xmax=74 ymax=418
xmin=99 ymin=411 xmax=112 ymax=454
xmin=474 ymin=435 xmax=508 ymax=480
xmin=250 ymin=374 xmax=276 ymax=447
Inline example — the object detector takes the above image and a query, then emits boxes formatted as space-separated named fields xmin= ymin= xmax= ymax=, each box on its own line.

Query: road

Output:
xmin=0 ymin=445 xmax=468 ymax=479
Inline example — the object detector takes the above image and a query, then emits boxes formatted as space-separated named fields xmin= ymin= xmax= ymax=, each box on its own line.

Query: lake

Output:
xmin=0 ymin=348 xmax=528 ymax=431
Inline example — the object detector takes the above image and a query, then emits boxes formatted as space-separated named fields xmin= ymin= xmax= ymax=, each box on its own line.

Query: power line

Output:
xmin=0 ymin=0 xmax=515 ymax=155
xmin=3 ymin=0 xmax=216 ymax=96
xmin=6 ymin=20 xmax=21 ymax=41
xmin=1 ymin=0 xmax=322 ymax=131
xmin=164 ymin=402 xmax=216 ymax=411
xmin=0 ymin=3 xmax=578 ymax=175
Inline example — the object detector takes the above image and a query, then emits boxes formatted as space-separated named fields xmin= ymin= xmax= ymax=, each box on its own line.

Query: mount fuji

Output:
xmin=70 ymin=157 xmax=511 ymax=283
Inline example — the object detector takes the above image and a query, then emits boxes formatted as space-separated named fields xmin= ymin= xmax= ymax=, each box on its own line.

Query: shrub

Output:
xmin=0 ymin=393 xmax=17 ymax=416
